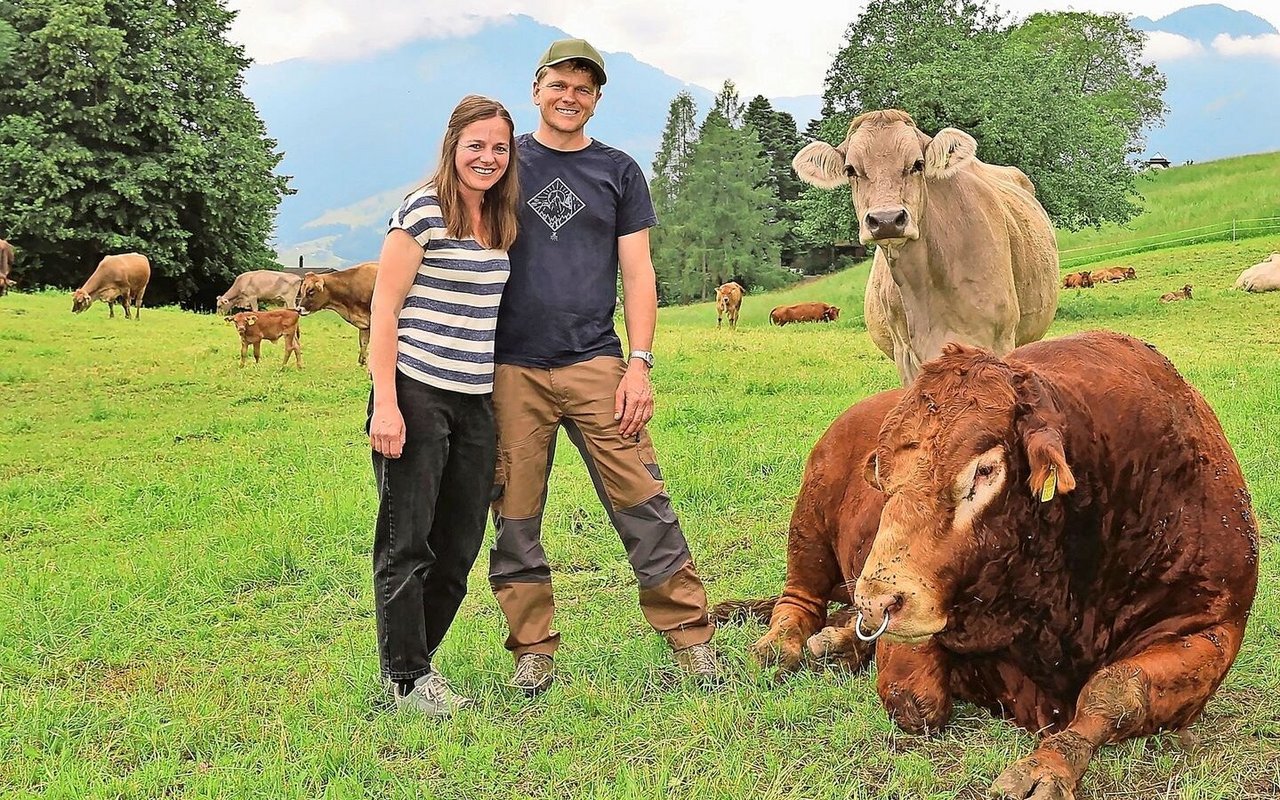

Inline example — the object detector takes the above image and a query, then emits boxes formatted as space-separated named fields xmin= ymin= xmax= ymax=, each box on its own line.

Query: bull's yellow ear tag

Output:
xmin=248 ymin=318 xmax=256 ymax=325
xmin=1039 ymin=467 xmax=1057 ymax=503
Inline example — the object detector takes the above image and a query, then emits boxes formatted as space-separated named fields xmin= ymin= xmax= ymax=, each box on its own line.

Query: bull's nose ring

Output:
xmin=854 ymin=610 xmax=891 ymax=642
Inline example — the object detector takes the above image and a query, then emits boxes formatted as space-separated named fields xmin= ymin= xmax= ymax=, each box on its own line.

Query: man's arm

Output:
xmin=615 ymin=228 xmax=656 ymax=438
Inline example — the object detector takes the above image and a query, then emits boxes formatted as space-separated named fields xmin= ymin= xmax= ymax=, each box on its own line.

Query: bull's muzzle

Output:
xmin=854 ymin=583 xmax=903 ymax=638
xmin=865 ymin=207 xmax=910 ymax=241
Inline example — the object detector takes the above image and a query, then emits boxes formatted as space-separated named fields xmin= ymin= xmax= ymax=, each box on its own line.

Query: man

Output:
xmin=489 ymin=38 xmax=719 ymax=695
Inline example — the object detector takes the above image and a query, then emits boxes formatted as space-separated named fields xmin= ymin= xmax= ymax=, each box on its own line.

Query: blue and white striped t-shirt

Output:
xmin=387 ymin=185 xmax=510 ymax=394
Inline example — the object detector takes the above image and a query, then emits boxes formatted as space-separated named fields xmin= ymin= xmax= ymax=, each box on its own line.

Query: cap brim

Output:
xmin=542 ymin=57 xmax=606 ymax=85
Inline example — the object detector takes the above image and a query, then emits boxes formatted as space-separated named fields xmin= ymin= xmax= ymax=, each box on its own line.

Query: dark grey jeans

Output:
xmin=370 ymin=372 xmax=496 ymax=681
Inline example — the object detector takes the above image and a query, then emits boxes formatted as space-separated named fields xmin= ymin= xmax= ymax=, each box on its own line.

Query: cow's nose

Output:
xmin=854 ymin=589 xmax=903 ymax=631
xmin=865 ymin=208 xmax=909 ymax=240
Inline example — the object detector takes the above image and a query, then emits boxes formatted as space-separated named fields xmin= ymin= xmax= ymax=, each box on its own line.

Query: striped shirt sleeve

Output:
xmin=389 ymin=190 xmax=442 ymax=248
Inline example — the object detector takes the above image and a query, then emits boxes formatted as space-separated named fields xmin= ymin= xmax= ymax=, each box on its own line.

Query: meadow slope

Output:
xmin=2 ymin=236 xmax=1279 ymax=799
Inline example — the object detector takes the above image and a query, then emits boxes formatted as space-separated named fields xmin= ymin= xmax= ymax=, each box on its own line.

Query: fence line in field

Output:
xmin=1059 ymin=216 xmax=1280 ymax=270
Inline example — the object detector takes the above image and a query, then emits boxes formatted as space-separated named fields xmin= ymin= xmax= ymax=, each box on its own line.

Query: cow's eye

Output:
xmin=976 ymin=463 xmax=995 ymax=479
xmin=910 ymin=159 xmax=925 ymax=174
xmin=844 ymin=164 xmax=857 ymax=179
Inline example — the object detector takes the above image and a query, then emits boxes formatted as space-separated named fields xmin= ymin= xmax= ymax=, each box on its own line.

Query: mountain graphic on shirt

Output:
xmin=528 ymin=178 xmax=584 ymax=239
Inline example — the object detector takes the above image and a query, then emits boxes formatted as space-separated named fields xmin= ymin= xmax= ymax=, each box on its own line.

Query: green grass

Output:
xmin=3 ymin=235 xmax=1279 ymax=799
xmin=1055 ymin=152 xmax=1280 ymax=268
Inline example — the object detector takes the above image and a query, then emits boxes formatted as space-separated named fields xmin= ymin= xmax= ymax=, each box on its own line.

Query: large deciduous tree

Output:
xmin=805 ymin=0 xmax=1165 ymax=237
xmin=0 ymin=0 xmax=290 ymax=308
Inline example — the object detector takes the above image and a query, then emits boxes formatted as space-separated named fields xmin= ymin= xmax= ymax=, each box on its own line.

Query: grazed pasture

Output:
xmin=2 ymin=235 xmax=1278 ymax=799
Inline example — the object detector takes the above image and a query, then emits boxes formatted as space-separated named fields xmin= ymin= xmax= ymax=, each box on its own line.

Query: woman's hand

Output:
xmin=370 ymin=403 xmax=407 ymax=458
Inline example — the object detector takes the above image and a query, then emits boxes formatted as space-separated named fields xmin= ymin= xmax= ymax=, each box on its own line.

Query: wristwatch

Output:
xmin=628 ymin=349 xmax=655 ymax=369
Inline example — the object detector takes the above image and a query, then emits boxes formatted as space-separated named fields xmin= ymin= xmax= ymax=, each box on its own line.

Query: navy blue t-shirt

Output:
xmin=494 ymin=133 xmax=657 ymax=368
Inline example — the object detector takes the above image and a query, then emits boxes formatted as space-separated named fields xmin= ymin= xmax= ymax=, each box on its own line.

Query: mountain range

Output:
xmin=244 ymin=5 xmax=1279 ymax=267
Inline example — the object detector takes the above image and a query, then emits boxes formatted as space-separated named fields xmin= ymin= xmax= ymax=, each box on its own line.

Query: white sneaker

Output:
xmin=393 ymin=670 xmax=474 ymax=717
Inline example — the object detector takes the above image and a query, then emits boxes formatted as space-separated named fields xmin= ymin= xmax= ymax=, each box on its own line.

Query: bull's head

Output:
xmin=71 ymin=289 xmax=93 ymax=313
xmin=298 ymin=273 xmax=325 ymax=313
xmin=854 ymin=342 xmax=1077 ymax=643
xmin=792 ymin=110 xmax=977 ymax=246
xmin=823 ymin=306 xmax=841 ymax=322
xmin=215 ymin=295 xmax=232 ymax=316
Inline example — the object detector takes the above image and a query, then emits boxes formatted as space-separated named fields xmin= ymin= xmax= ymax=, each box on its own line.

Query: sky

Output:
xmin=224 ymin=1 xmax=1280 ymax=98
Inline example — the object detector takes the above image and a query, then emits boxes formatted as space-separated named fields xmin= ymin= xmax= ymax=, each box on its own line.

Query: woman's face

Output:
xmin=454 ymin=116 xmax=511 ymax=198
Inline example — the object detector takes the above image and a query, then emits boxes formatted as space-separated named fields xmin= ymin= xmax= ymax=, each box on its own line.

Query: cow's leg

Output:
xmin=134 ymin=286 xmax=145 ymax=320
xmin=250 ymin=298 xmax=259 ymax=312
xmin=107 ymin=299 xmax=116 ymax=319
xmin=120 ymin=291 xmax=132 ymax=319
xmin=358 ymin=327 xmax=370 ymax=365
xmin=750 ymin=512 xmax=842 ymax=677
xmin=990 ymin=619 xmax=1246 ymax=800
xmin=875 ymin=638 xmax=953 ymax=734
xmin=252 ymin=341 xmax=261 ymax=364
xmin=239 ymin=341 xmax=248 ymax=368
xmin=291 ymin=332 xmax=303 ymax=369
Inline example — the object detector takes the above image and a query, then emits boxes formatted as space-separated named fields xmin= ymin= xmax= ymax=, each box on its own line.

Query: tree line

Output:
xmin=649 ymin=0 xmax=1166 ymax=305
xmin=0 ymin=0 xmax=1165 ymax=308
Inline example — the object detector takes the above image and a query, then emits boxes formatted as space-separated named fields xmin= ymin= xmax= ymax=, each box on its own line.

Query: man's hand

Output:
xmin=614 ymin=361 xmax=654 ymax=438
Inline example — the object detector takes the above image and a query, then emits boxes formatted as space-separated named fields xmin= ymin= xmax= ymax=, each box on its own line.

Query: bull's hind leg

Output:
xmin=990 ymin=619 xmax=1246 ymax=800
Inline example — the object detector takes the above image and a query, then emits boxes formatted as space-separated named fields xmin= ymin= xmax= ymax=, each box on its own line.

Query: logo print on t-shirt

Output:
xmin=527 ymin=178 xmax=584 ymax=241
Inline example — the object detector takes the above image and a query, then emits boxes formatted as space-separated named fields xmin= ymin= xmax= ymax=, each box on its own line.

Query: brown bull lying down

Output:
xmin=726 ymin=331 xmax=1257 ymax=799
xmin=769 ymin=301 xmax=839 ymax=326
xmin=225 ymin=309 xmax=302 ymax=369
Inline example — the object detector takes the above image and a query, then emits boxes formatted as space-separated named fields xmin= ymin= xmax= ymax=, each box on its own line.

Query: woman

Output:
xmin=367 ymin=94 xmax=519 ymax=716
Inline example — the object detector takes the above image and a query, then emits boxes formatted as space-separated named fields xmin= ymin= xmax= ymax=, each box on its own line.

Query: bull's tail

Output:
xmin=710 ymin=597 xmax=778 ymax=624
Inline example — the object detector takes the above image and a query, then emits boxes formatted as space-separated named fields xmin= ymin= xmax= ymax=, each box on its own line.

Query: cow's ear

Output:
xmin=924 ymin=128 xmax=977 ymax=179
xmin=793 ymin=141 xmax=849 ymax=190
xmin=1012 ymin=371 xmax=1077 ymax=502
xmin=864 ymin=450 xmax=885 ymax=492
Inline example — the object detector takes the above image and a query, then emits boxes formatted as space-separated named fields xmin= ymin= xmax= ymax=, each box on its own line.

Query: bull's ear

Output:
xmin=1012 ymin=370 xmax=1077 ymax=502
xmin=864 ymin=450 xmax=885 ymax=492
xmin=793 ymin=141 xmax=848 ymax=190
xmin=924 ymin=128 xmax=977 ymax=179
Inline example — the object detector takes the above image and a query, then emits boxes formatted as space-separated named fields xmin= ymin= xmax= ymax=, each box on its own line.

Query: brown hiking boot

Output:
xmin=511 ymin=653 xmax=555 ymax=697
xmin=673 ymin=642 xmax=722 ymax=685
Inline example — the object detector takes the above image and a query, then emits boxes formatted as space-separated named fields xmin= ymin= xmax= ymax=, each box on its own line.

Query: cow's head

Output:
xmin=71 ymin=289 xmax=93 ymax=313
xmin=215 ymin=295 xmax=232 ymax=316
xmin=226 ymin=313 xmax=257 ymax=335
xmin=298 ymin=273 xmax=326 ymax=313
xmin=823 ymin=305 xmax=841 ymax=322
xmin=792 ymin=110 xmax=977 ymax=246
xmin=854 ymin=342 xmax=1077 ymax=642
xmin=1125 ymin=267 xmax=1137 ymax=280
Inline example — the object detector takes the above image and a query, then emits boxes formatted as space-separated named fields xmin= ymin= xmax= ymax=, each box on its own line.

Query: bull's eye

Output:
xmin=910 ymin=159 xmax=925 ymax=174
xmin=844 ymin=164 xmax=857 ymax=179
xmin=976 ymin=464 xmax=995 ymax=479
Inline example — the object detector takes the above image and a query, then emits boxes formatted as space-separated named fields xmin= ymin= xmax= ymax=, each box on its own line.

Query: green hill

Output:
xmin=1055 ymin=151 xmax=1280 ymax=268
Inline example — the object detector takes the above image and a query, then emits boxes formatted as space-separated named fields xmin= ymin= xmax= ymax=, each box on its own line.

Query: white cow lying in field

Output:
xmin=1234 ymin=253 xmax=1280 ymax=293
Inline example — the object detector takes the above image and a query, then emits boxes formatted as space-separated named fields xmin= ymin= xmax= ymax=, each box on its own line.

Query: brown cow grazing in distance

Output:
xmin=793 ymin=109 xmax=1059 ymax=384
xmin=225 ymin=309 xmax=302 ymax=369
xmin=216 ymin=270 xmax=303 ymax=316
xmin=297 ymin=262 xmax=377 ymax=365
xmin=1061 ymin=271 xmax=1093 ymax=289
xmin=734 ymin=332 xmax=1257 ymax=800
xmin=1160 ymin=284 xmax=1193 ymax=302
xmin=1090 ymin=265 xmax=1137 ymax=283
xmin=770 ymin=301 xmax=840 ymax=326
xmin=0 ymin=238 xmax=13 ymax=296
xmin=71 ymin=253 xmax=151 ymax=319
xmin=715 ymin=281 xmax=744 ymax=328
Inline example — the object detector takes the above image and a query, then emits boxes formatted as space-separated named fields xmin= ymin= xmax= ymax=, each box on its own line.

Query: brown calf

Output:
xmin=1160 ymin=284 xmax=1193 ymax=302
xmin=1061 ymin=271 xmax=1093 ymax=289
xmin=769 ymin=301 xmax=840 ymax=326
xmin=225 ymin=309 xmax=302 ymax=369
xmin=715 ymin=282 xmax=744 ymax=328
xmin=1089 ymin=265 xmax=1137 ymax=283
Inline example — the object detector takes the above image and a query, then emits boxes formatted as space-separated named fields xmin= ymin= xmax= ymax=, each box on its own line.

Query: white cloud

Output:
xmin=1142 ymin=31 xmax=1206 ymax=61
xmin=1212 ymin=33 xmax=1280 ymax=59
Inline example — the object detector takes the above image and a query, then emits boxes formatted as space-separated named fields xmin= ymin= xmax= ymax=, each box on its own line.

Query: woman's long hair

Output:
xmin=430 ymin=95 xmax=520 ymax=251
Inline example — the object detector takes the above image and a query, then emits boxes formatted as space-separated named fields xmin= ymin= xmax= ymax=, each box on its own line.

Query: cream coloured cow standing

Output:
xmin=793 ymin=110 xmax=1059 ymax=383
xmin=216 ymin=270 xmax=303 ymax=315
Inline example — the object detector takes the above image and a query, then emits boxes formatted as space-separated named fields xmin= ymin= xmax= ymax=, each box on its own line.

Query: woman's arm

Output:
xmin=367 ymin=229 xmax=423 ymax=458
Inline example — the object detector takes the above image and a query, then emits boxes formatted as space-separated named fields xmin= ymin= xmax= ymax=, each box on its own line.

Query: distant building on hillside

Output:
xmin=278 ymin=256 xmax=336 ymax=277
xmin=1143 ymin=152 xmax=1172 ymax=170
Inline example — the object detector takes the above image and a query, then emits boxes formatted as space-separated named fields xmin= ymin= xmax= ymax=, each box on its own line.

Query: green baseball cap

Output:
xmin=536 ymin=38 xmax=607 ymax=86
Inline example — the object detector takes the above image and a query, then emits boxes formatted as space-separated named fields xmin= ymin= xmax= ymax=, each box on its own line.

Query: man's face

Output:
xmin=532 ymin=63 xmax=600 ymax=135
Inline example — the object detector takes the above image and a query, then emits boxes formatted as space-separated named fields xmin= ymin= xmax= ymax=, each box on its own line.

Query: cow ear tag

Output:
xmin=248 ymin=318 xmax=256 ymax=326
xmin=1039 ymin=466 xmax=1057 ymax=503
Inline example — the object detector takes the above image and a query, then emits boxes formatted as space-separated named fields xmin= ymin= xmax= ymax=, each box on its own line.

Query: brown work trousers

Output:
xmin=488 ymin=356 xmax=714 ymax=658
